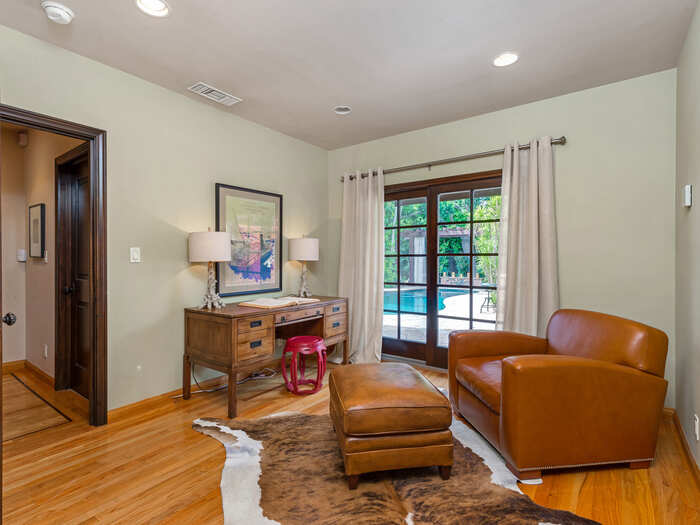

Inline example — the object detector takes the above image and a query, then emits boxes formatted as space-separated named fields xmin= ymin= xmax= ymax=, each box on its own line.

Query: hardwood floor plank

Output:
xmin=2 ymin=364 xmax=699 ymax=524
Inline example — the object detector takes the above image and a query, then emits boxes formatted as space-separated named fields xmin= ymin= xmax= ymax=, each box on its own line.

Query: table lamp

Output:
xmin=289 ymin=237 xmax=319 ymax=297
xmin=189 ymin=230 xmax=231 ymax=309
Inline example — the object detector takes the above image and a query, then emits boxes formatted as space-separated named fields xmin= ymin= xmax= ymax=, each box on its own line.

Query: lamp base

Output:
xmin=298 ymin=262 xmax=312 ymax=298
xmin=202 ymin=262 xmax=225 ymax=309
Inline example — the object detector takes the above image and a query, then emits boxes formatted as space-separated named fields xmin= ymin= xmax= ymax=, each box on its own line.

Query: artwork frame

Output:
xmin=29 ymin=203 xmax=46 ymax=258
xmin=215 ymin=183 xmax=283 ymax=297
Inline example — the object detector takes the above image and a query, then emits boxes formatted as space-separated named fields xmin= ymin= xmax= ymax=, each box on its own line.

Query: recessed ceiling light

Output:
xmin=334 ymin=105 xmax=352 ymax=115
xmin=41 ymin=1 xmax=75 ymax=25
xmin=136 ymin=0 xmax=170 ymax=18
xmin=493 ymin=52 xmax=519 ymax=67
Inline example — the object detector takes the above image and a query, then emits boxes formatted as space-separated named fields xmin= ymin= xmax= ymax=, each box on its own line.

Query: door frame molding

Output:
xmin=0 ymin=104 xmax=108 ymax=426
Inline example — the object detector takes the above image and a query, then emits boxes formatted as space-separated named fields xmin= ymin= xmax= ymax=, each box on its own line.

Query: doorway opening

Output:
xmin=0 ymin=105 xmax=107 ymax=428
xmin=382 ymin=170 xmax=502 ymax=368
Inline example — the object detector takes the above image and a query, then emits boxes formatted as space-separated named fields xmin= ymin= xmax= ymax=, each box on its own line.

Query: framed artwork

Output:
xmin=215 ymin=183 xmax=283 ymax=296
xmin=29 ymin=203 xmax=46 ymax=258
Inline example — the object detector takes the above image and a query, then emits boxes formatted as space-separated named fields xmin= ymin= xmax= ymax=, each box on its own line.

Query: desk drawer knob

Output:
xmin=332 ymin=306 xmax=340 ymax=312
xmin=332 ymin=321 xmax=341 ymax=328
xmin=250 ymin=340 xmax=262 ymax=349
xmin=280 ymin=316 xmax=286 ymax=322
xmin=250 ymin=320 xmax=262 ymax=328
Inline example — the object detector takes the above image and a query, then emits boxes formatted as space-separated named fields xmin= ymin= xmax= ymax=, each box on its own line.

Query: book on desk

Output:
xmin=182 ymin=296 xmax=348 ymax=418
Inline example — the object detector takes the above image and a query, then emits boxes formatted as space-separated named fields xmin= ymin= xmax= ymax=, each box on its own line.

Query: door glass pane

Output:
xmin=437 ymin=287 xmax=470 ymax=317
xmin=400 ymin=313 xmax=427 ymax=342
xmin=384 ymin=257 xmax=397 ymax=283
xmin=385 ymin=230 xmax=397 ymax=255
xmin=400 ymin=256 xmax=426 ymax=284
xmin=383 ymin=312 xmax=398 ymax=338
xmin=473 ymin=320 xmax=497 ymax=331
xmin=438 ymin=256 xmax=470 ymax=285
xmin=384 ymin=285 xmax=398 ymax=311
xmin=399 ymin=227 xmax=426 ymax=254
xmin=473 ymin=188 xmax=501 ymax=220
xmin=385 ymin=201 xmax=397 ymax=227
xmin=399 ymin=197 xmax=427 ymax=226
xmin=399 ymin=285 xmax=427 ymax=314
xmin=439 ymin=190 xmax=470 ymax=222
xmin=472 ymin=289 xmax=497 ymax=321
xmin=473 ymin=222 xmax=499 ymax=254
xmin=438 ymin=225 xmax=470 ymax=254
xmin=438 ymin=318 xmax=470 ymax=348
xmin=473 ymin=255 xmax=498 ymax=286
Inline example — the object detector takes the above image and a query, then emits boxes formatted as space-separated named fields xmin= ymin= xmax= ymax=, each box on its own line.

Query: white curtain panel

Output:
xmin=496 ymin=137 xmax=559 ymax=336
xmin=338 ymin=169 xmax=385 ymax=363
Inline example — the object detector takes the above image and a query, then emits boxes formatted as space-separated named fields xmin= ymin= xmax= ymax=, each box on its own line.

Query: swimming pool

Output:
xmin=384 ymin=288 xmax=468 ymax=313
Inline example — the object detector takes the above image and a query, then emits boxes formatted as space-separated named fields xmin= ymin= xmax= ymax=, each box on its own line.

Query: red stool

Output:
xmin=281 ymin=336 xmax=327 ymax=395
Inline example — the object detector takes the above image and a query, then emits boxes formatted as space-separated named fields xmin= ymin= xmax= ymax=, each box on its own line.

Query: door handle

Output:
xmin=63 ymin=285 xmax=75 ymax=295
xmin=2 ymin=312 xmax=17 ymax=326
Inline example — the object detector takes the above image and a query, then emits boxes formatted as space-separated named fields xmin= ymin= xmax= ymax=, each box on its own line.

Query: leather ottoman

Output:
xmin=329 ymin=362 xmax=453 ymax=489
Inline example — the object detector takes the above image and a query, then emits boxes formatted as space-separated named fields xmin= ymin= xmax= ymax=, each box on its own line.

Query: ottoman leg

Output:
xmin=348 ymin=475 xmax=359 ymax=490
xmin=439 ymin=466 xmax=451 ymax=480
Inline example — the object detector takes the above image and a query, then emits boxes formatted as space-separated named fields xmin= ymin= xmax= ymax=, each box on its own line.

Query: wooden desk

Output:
xmin=183 ymin=296 xmax=348 ymax=417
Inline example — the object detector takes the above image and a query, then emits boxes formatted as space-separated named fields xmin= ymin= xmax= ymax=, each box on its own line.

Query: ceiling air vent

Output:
xmin=187 ymin=82 xmax=242 ymax=106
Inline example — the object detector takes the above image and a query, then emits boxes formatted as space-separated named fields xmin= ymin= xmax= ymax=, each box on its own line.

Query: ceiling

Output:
xmin=2 ymin=1 xmax=696 ymax=149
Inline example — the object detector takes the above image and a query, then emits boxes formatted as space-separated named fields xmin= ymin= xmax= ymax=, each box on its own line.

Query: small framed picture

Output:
xmin=29 ymin=203 xmax=46 ymax=258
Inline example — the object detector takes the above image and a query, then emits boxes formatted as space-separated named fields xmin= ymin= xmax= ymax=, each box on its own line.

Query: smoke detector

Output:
xmin=41 ymin=1 xmax=75 ymax=25
xmin=334 ymin=105 xmax=352 ymax=115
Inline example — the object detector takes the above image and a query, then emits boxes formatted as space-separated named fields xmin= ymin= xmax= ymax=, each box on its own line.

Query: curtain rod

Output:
xmin=339 ymin=136 xmax=566 ymax=182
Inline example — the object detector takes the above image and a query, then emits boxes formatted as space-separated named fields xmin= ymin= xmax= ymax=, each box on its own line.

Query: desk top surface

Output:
xmin=185 ymin=295 xmax=346 ymax=319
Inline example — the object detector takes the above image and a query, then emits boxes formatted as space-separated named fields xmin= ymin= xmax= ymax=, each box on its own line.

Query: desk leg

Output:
xmin=228 ymin=370 xmax=238 ymax=419
xmin=342 ymin=340 xmax=350 ymax=365
xmin=183 ymin=354 xmax=191 ymax=400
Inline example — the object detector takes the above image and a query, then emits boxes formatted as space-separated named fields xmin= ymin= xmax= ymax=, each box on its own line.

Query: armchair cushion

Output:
xmin=455 ymin=355 xmax=510 ymax=414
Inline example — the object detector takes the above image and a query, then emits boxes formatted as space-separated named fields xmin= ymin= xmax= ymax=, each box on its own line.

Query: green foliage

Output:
xmin=383 ymin=192 xmax=501 ymax=285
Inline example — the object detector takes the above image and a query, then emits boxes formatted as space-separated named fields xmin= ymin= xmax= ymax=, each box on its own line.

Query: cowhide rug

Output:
xmin=193 ymin=414 xmax=598 ymax=525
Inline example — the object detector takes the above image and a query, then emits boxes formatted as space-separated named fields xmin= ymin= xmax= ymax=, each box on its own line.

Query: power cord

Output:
xmin=172 ymin=366 xmax=278 ymax=398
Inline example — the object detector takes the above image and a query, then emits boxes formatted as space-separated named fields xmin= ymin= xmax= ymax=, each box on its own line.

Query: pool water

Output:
xmin=384 ymin=288 xmax=467 ymax=313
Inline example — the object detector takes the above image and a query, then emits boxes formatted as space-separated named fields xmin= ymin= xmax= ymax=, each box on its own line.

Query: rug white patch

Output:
xmin=450 ymin=418 xmax=543 ymax=492
xmin=193 ymin=419 xmax=280 ymax=525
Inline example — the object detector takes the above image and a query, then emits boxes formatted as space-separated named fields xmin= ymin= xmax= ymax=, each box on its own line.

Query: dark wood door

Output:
xmin=382 ymin=172 xmax=502 ymax=368
xmin=56 ymin=144 xmax=91 ymax=398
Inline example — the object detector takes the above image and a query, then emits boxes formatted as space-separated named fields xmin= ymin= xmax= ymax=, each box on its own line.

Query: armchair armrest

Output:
xmin=500 ymin=355 xmax=667 ymax=470
xmin=447 ymin=330 xmax=546 ymax=407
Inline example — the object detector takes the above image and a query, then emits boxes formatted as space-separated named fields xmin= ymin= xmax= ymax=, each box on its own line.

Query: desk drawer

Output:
xmin=238 ymin=315 xmax=274 ymax=334
xmin=275 ymin=306 xmax=323 ymax=324
xmin=237 ymin=328 xmax=274 ymax=361
xmin=325 ymin=302 xmax=347 ymax=316
xmin=325 ymin=313 xmax=347 ymax=338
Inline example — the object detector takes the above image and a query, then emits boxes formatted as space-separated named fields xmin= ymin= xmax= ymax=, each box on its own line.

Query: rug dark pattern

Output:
xmin=193 ymin=414 xmax=599 ymax=525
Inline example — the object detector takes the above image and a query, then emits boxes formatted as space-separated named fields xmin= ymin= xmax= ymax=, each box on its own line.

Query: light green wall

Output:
xmin=0 ymin=25 xmax=330 ymax=410
xmin=0 ymin=24 xmax=681 ymax=414
xmin=328 ymin=70 xmax=678 ymax=406
xmin=676 ymin=7 xmax=700 ymax=463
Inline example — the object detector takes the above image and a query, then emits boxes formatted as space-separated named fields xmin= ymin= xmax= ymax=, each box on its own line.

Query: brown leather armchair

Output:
xmin=448 ymin=309 xmax=668 ymax=480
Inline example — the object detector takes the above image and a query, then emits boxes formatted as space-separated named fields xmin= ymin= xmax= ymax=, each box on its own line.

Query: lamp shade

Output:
xmin=189 ymin=231 xmax=232 ymax=262
xmin=289 ymin=237 xmax=319 ymax=261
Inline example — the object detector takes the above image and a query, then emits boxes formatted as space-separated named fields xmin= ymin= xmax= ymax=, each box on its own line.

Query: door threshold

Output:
xmin=381 ymin=354 xmax=447 ymax=372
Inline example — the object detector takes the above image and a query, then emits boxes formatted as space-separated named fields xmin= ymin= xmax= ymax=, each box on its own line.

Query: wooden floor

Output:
xmin=2 ymin=374 xmax=70 ymax=441
xmin=2 ymin=365 xmax=699 ymax=524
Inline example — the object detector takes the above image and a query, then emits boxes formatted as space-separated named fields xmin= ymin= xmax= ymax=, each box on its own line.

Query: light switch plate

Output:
xmin=684 ymin=184 xmax=693 ymax=207
xmin=130 ymin=247 xmax=141 ymax=263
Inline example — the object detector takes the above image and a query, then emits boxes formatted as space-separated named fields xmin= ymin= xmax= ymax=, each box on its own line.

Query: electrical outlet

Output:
xmin=694 ymin=414 xmax=699 ymax=442
xmin=43 ymin=344 xmax=48 ymax=359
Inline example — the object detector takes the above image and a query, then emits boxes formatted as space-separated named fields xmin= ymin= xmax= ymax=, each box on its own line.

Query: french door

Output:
xmin=382 ymin=171 xmax=502 ymax=368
